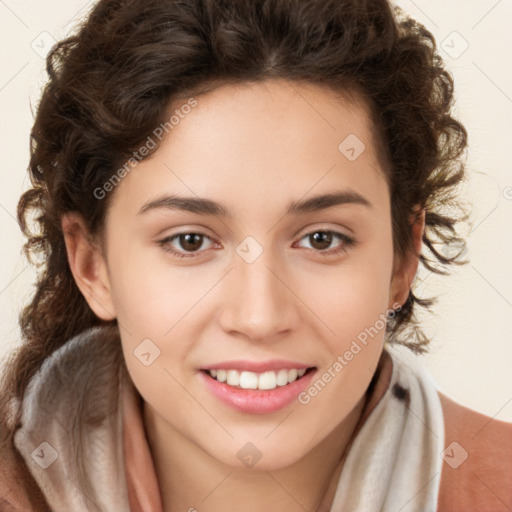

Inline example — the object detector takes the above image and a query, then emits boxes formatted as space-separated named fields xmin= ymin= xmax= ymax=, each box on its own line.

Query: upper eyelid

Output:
xmin=295 ymin=225 xmax=353 ymax=239
xmin=164 ymin=227 xmax=350 ymax=240
xmin=163 ymin=221 xmax=353 ymax=240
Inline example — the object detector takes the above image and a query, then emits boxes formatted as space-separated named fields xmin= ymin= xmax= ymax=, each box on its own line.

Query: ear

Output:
xmin=388 ymin=207 xmax=425 ymax=309
xmin=61 ymin=212 xmax=117 ymax=321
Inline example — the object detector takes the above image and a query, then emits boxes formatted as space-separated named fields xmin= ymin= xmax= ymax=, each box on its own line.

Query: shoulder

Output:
xmin=437 ymin=391 xmax=512 ymax=512
xmin=0 ymin=439 xmax=51 ymax=512
xmin=0 ymin=447 xmax=30 ymax=511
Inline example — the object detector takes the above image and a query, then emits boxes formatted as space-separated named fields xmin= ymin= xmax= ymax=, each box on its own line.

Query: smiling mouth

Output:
xmin=201 ymin=367 xmax=316 ymax=391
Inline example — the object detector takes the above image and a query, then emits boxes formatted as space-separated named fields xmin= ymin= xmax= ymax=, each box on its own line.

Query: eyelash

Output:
xmin=157 ymin=229 xmax=356 ymax=259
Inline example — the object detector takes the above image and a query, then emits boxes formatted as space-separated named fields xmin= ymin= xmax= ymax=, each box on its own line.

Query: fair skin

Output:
xmin=62 ymin=79 xmax=424 ymax=512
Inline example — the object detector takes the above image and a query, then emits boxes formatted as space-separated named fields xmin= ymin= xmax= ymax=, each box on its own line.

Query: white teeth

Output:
xmin=276 ymin=369 xmax=289 ymax=386
xmin=226 ymin=370 xmax=240 ymax=386
xmin=207 ymin=368 xmax=310 ymax=390
xmin=239 ymin=371 xmax=258 ymax=389
xmin=258 ymin=371 xmax=277 ymax=390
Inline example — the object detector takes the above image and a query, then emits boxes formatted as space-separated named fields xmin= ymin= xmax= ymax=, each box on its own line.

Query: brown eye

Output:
xmin=308 ymin=231 xmax=333 ymax=251
xmin=178 ymin=233 xmax=205 ymax=252
xmin=159 ymin=232 xmax=216 ymax=258
xmin=295 ymin=230 xmax=356 ymax=256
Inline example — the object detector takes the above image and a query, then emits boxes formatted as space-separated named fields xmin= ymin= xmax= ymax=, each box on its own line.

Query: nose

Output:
xmin=218 ymin=252 xmax=301 ymax=343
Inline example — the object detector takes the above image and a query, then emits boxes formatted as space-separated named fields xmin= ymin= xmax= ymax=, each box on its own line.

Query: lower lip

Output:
xmin=199 ymin=369 xmax=317 ymax=414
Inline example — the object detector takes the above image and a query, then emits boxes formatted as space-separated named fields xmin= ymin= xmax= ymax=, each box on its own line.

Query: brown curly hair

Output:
xmin=0 ymin=0 xmax=468 ymax=494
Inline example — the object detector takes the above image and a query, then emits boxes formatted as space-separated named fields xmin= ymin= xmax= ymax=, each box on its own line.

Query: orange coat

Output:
xmin=436 ymin=392 xmax=512 ymax=511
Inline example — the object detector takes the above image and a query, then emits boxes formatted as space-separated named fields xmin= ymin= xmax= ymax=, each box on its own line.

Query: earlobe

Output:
xmin=61 ymin=213 xmax=117 ymax=321
xmin=388 ymin=208 xmax=426 ymax=309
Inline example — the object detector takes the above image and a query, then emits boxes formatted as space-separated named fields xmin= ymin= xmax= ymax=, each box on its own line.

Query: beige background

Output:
xmin=1 ymin=0 xmax=511 ymax=421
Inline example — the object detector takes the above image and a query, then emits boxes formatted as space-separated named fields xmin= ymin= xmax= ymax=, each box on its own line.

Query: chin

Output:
xmin=210 ymin=437 xmax=308 ymax=472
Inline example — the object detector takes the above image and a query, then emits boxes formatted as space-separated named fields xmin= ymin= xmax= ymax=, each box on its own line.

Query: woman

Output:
xmin=1 ymin=0 xmax=510 ymax=510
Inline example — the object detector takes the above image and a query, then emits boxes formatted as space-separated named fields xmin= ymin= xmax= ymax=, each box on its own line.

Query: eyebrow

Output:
xmin=137 ymin=189 xmax=372 ymax=217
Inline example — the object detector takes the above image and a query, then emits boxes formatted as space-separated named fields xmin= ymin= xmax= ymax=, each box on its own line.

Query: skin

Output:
xmin=62 ymin=79 xmax=424 ymax=512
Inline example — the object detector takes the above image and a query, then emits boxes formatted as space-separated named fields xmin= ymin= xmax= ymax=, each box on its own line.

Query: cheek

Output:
xmin=310 ymin=244 xmax=393 ymax=331
xmin=298 ymin=259 xmax=391 ymax=427
xmin=304 ymin=237 xmax=394 ymax=382
xmin=107 ymin=243 xmax=200 ymax=332
xmin=106 ymin=245 xmax=206 ymax=387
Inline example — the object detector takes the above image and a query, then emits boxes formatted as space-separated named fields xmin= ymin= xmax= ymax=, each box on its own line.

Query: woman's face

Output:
xmin=76 ymin=79 xmax=413 ymax=469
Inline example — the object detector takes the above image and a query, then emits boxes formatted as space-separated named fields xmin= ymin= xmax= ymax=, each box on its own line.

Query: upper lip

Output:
xmin=201 ymin=359 xmax=314 ymax=373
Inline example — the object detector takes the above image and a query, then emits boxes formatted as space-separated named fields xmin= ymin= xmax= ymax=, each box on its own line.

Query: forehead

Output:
xmin=107 ymin=79 xmax=388 ymax=220
xmin=169 ymin=78 xmax=379 ymax=157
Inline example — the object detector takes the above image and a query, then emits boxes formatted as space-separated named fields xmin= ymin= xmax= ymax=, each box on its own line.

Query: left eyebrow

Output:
xmin=287 ymin=190 xmax=373 ymax=214
xmin=137 ymin=189 xmax=373 ymax=217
